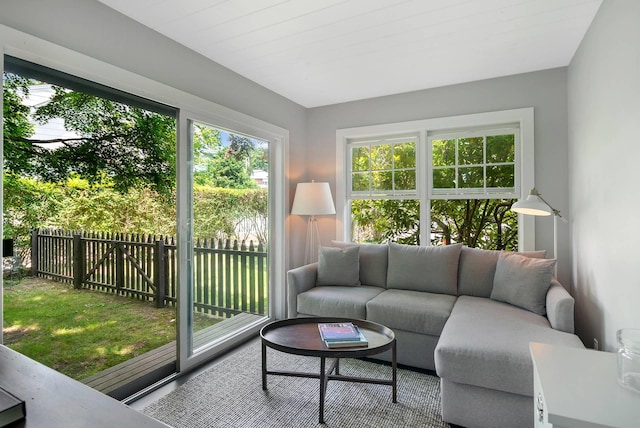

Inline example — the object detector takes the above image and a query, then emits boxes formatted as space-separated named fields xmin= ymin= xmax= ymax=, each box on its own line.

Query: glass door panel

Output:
xmin=189 ymin=120 xmax=270 ymax=355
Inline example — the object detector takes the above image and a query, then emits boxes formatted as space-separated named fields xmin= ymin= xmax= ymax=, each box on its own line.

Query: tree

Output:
xmin=2 ymin=74 xmax=177 ymax=195
xmin=192 ymin=124 xmax=256 ymax=189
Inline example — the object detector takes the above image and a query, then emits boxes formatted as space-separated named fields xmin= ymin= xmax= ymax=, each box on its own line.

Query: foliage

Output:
xmin=430 ymin=199 xmax=517 ymax=250
xmin=3 ymin=74 xmax=177 ymax=195
xmin=53 ymin=178 xmax=177 ymax=236
xmin=351 ymin=199 xmax=420 ymax=245
xmin=2 ymin=172 xmax=63 ymax=253
xmin=193 ymin=186 xmax=268 ymax=243
xmin=3 ymin=174 xmax=269 ymax=261
xmin=193 ymin=124 xmax=258 ymax=189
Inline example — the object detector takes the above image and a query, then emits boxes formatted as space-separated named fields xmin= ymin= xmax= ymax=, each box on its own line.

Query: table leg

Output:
xmin=319 ymin=356 xmax=326 ymax=424
xmin=335 ymin=358 xmax=340 ymax=375
xmin=261 ymin=340 xmax=267 ymax=390
xmin=392 ymin=340 xmax=397 ymax=403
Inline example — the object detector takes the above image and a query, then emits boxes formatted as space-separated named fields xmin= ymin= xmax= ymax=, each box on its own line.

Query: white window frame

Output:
xmin=348 ymin=134 xmax=419 ymax=199
xmin=428 ymin=126 xmax=519 ymax=199
xmin=336 ymin=108 xmax=535 ymax=250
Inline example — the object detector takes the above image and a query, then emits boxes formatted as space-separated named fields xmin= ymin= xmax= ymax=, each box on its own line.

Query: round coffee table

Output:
xmin=260 ymin=317 xmax=397 ymax=423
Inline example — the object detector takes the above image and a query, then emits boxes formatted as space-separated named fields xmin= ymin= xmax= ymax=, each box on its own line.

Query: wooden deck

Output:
xmin=82 ymin=312 xmax=264 ymax=399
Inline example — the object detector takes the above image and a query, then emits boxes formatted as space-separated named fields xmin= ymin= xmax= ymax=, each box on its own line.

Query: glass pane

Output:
xmin=394 ymin=142 xmax=416 ymax=169
xmin=487 ymin=134 xmax=515 ymax=163
xmin=191 ymin=122 xmax=269 ymax=354
xmin=351 ymin=172 xmax=370 ymax=192
xmin=458 ymin=166 xmax=484 ymax=188
xmin=371 ymin=171 xmax=393 ymax=191
xmin=371 ymin=144 xmax=393 ymax=171
xmin=433 ymin=167 xmax=456 ymax=189
xmin=458 ymin=137 xmax=484 ymax=165
xmin=487 ymin=165 xmax=515 ymax=188
xmin=350 ymin=199 xmax=420 ymax=245
xmin=432 ymin=139 xmax=455 ymax=166
xmin=430 ymin=199 xmax=518 ymax=250
xmin=394 ymin=169 xmax=416 ymax=191
xmin=351 ymin=146 xmax=370 ymax=172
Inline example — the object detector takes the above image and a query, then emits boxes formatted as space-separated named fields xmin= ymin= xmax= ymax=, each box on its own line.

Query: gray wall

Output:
xmin=568 ymin=0 xmax=640 ymax=350
xmin=305 ymin=70 xmax=571 ymax=284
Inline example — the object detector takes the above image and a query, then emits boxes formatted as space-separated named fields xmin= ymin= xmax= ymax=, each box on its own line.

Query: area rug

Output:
xmin=143 ymin=340 xmax=449 ymax=428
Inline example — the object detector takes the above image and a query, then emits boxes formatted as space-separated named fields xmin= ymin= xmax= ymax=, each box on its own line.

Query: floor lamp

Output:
xmin=511 ymin=187 xmax=568 ymax=277
xmin=291 ymin=181 xmax=336 ymax=265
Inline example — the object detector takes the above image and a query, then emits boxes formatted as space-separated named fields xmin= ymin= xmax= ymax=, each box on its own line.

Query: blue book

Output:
xmin=318 ymin=322 xmax=361 ymax=341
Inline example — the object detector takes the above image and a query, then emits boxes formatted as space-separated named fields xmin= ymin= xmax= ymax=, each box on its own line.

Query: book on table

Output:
xmin=0 ymin=386 xmax=26 ymax=427
xmin=318 ymin=322 xmax=368 ymax=348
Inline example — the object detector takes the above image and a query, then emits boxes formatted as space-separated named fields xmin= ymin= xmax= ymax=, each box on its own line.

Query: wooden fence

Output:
xmin=31 ymin=229 xmax=268 ymax=318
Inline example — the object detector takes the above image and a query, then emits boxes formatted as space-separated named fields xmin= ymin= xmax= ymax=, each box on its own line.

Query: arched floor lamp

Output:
xmin=291 ymin=181 xmax=336 ymax=265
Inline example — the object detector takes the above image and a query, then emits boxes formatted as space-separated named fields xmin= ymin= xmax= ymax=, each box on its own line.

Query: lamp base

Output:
xmin=304 ymin=216 xmax=321 ymax=265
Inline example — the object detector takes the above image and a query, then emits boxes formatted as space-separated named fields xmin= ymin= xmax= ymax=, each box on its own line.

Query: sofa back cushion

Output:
xmin=457 ymin=246 xmax=546 ymax=297
xmin=386 ymin=242 xmax=462 ymax=295
xmin=331 ymin=241 xmax=388 ymax=288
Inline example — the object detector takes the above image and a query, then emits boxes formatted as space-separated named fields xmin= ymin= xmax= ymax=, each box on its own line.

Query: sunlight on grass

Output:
xmin=30 ymin=295 xmax=44 ymax=302
xmin=3 ymin=323 xmax=40 ymax=334
xmin=116 ymin=345 xmax=134 ymax=356
xmin=53 ymin=326 xmax=86 ymax=336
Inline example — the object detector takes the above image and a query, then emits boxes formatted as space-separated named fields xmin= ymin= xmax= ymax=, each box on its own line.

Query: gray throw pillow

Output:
xmin=490 ymin=252 xmax=556 ymax=315
xmin=457 ymin=247 xmax=547 ymax=297
xmin=316 ymin=246 xmax=361 ymax=286
xmin=386 ymin=242 xmax=462 ymax=295
xmin=331 ymin=241 xmax=388 ymax=287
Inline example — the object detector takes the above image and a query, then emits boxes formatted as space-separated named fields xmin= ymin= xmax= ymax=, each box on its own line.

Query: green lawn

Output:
xmin=2 ymin=276 xmax=182 ymax=380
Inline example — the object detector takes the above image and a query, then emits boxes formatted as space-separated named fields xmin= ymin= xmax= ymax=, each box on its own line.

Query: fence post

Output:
xmin=31 ymin=229 xmax=39 ymax=276
xmin=115 ymin=240 xmax=124 ymax=290
xmin=154 ymin=240 xmax=166 ymax=308
xmin=73 ymin=234 xmax=83 ymax=289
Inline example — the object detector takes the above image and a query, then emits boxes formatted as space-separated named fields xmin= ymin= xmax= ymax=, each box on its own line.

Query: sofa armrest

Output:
xmin=546 ymin=279 xmax=575 ymax=334
xmin=287 ymin=263 xmax=318 ymax=317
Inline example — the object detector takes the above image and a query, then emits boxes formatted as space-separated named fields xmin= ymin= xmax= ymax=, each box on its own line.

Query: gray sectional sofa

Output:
xmin=287 ymin=241 xmax=584 ymax=428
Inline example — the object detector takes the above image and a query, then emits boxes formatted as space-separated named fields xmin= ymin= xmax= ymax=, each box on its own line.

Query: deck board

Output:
xmin=82 ymin=312 xmax=264 ymax=397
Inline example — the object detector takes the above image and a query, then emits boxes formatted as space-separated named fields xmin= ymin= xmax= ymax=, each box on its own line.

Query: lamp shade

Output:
xmin=511 ymin=192 xmax=552 ymax=216
xmin=291 ymin=182 xmax=336 ymax=216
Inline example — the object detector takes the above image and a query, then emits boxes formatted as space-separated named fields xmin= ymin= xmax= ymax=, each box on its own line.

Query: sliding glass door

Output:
xmin=177 ymin=112 xmax=285 ymax=371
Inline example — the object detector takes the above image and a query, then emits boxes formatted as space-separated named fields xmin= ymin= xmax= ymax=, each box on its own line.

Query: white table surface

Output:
xmin=530 ymin=342 xmax=640 ymax=428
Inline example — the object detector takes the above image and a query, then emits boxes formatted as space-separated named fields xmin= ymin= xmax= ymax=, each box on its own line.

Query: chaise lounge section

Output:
xmin=287 ymin=242 xmax=584 ymax=428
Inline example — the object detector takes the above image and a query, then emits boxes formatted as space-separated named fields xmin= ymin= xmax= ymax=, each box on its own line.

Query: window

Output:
xmin=430 ymin=127 xmax=518 ymax=199
xmin=349 ymin=136 xmax=417 ymax=198
xmin=336 ymin=109 xmax=535 ymax=251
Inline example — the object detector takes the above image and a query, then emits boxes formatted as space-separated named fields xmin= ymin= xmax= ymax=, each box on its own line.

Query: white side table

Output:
xmin=530 ymin=342 xmax=640 ymax=428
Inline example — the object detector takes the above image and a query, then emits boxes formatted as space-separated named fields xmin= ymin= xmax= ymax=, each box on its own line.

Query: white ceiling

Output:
xmin=98 ymin=0 xmax=602 ymax=108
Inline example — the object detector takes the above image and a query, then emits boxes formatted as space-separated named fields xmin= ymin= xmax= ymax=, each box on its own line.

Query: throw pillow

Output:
xmin=457 ymin=247 xmax=547 ymax=297
xmin=331 ymin=241 xmax=388 ymax=287
xmin=386 ymin=242 xmax=462 ymax=295
xmin=490 ymin=252 xmax=556 ymax=315
xmin=316 ymin=245 xmax=361 ymax=286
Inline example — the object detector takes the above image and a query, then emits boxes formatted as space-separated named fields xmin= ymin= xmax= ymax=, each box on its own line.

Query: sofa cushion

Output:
xmin=366 ymin=289 xmax=457 ymax=336
xmin=297 ymin=285 xmax=384 ymax=319
xmin=435 ymin=296 xmax=584 ymax=397
xmin=316 ymin=245 xmax=361 ymax=286
xmin=490 ymin=253 xmax=556 ymax=315
xmin=386 ymin=242 xmax=462 ymax=295
xmin=331 ymin=241 xmax=388 ymax=288
xmin=457 ymin=247 xmax=547 ymax=298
